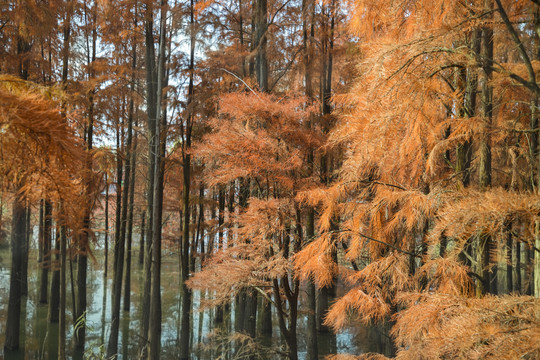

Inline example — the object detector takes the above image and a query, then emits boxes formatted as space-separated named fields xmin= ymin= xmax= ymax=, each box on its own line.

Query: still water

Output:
xmin=0 ymin=248 xmax=393 ymax=359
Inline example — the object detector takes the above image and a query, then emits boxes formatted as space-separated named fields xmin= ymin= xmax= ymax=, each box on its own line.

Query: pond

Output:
xmin=0 ymin=247 xmax=394 ymax=359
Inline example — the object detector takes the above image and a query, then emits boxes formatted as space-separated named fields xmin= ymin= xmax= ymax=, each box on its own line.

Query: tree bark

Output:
xmin=104 ymin=173 xmax=109 ymax=277
xmin=4 ymin=191 xmax=27 ymax=351
xmin=303 ymin=0 xmax=318 ymax=355
xmin=180 ymin=1 xmax=195 ymax=358
xmin=106 ymin=112 xmax=125 ymax=359
xmin=139 ymin=1 xmax=157 ymax=354
xmin=59 ymin=221 xmax=67 ymax=360
xmin=148 ymin=1 xmax=168 ymax=358
xmin=21 ymin=205 xmax=30 ymax=297
xmin=139 ymin=211 xmax=145 ymax=265
xmin=123 ymin=17 xmax=138 ymax=313
xmin=40 ymin=200 xmax=52 ymax=303
xmin=254 ymin=0 xmax=268 ymax=91
xmin=124 ymin=134 xmax=137 ymax=312
xmin=49 ymin=224 xmax=60 ymax=323
xmin=476 ymin=0 xmax=494 ymax=296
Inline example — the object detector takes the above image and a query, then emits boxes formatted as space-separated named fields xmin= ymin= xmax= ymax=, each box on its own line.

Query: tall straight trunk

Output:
xmin=512 ymin=232 xmax=521 ymax=292
xmin=58 ymin=3 xmax=73 ymax=356
xmin=4 ymin=190 xmax=27 ymax=351
xmin=148 ymin=2 xmax=168 ymax=358
xmin=0 ymin=195 xmax=3 ymax=246
xmin=456 ymin=30 xmax=480 ymax=186
xmin=104 ymin=173 xmax=109 ymax=276
xmin=303 ymin=0 xmax=317 ymax=355
xmin=59 ymin=222 xmax=67 ymax=360
xmin=476 ymin=0 xmax=494 ymax=296
xmin=74 ymin=244 xmax=88 ymax=349
xmin=532 ymin=97 xmax=539 ymax=297
xmin=124 ymin=135 xmax=137 ymax=312
xmin=112 ymin=67 xmax=135 ymax=348
xmin=254 ymin=0 xmax=268 ymax=91
xmin=317 ymin=0 xmax=337 ymax=330
xmin=140 ymin=1 xmax=157 ymax=354
xmin=197 ymin=185 xmax=205 ymax=263
xmin=243 ymin=289 xmax=257 ymax=338
xmin=260 ymin=293 xmax=272 ymax=335
xmin=214 ymin=186 xmax=225 ymax=323
xmin=74 ymin=37 xmax=96 ymax=347
xmin=40 ymin=200 xmax=52 ymax=303
xmin=49 ymin=224 xmax=60 ymax=322
xmin=139 ymin=211 xmax=145 ymax=265
xmin=123 ymin=20 xmax=138 ymax=314
xmin=456 ymin=30 xmax=480 ymax=274
xmin=106 ymin=114 xmax=125 ymax=359
xmin=21 ymin=205 xmax=30 ymax=297
xmin=46 ymin=0 xmax=73 ymax=334
xmin=180 ymin=1 xmax=194 ymax=358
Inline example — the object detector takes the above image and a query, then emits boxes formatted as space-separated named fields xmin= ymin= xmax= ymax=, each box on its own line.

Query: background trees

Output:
xmin=294 ymin=0 xmax=540 ymax=358
xmin=1 ymin=0 xmax=539 ymax=359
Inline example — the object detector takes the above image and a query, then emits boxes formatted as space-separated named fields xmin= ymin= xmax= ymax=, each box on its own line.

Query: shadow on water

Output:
xmin=0 ymin=249 xmax=394 ymax=359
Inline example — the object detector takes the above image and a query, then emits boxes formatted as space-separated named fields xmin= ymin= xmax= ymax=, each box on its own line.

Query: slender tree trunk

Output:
xmin=303 ymin=0 xmax=317 ymax=355
xmin=180 ymin=1 xmax=194 ymax=358
xmin=123 ymin=20 xmax=138 ymax=313
xmin=74 ymin=9 xmax=97 ymax=349
xmin=74 ymin=45 xmax=96 ymax=348
xmin=476 ymin=0 xmax=494 ymax=296
xmin=49 ymin=224 xmax=60 ymax=323
xmin=317 ymin=0 xmax=337 ymax=330
xmin=40 ymin=200 xmax=52 ymax=303
xmin=59 ymin=221 xmax=67 ymax=360
xmin=139 ymin=1 xmax=157 ymax=354
xmin=0 ymin=194 xmax=3 ymax=247
xmin=215 ymin=186 xmax=225 ymax=323
xmin=456 ymin=30 xmax=480 ymax=187
xmin=106 ymin=114 xmax=125 ymax=359
xmin=124 ymin=135 xmax=137 ymax=312
xmin=21 ymin=205 xmax=30 ymax=297
xmin=254 ymin=0 xmax=268 ymax=91
xmin=139 ymin=211 xmax=145 ymax=265
xmin=104 ymin=173 xmax=109 ymax=277
xmin=148 ymin=1 xmax=168 ymax=358
xmin=4 ymin=191 xmax=27 ymax=351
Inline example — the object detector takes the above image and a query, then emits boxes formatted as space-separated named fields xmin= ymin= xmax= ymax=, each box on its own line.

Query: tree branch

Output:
xmin=220 ymin=68 xmax=261 ymax=98
xmin=494 ymin=0 xmax=538 ymax=91
xmin=332 ymin=229 xmax=421 ymax=258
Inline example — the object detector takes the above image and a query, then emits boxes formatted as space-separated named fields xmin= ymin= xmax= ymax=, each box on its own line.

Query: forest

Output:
xmin=0 ymin=0 xmax=539 ymax=359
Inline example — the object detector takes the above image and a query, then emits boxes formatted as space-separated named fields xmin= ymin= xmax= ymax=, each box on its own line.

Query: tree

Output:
xmin=0 ymin=76 xmax=84 ymax=352
xmin=294 ymin=1 xmax=540 ymax=358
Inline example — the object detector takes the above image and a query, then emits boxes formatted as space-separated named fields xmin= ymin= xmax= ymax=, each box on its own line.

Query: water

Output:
xmin=0 ymin=248 xmax=393 ymax=359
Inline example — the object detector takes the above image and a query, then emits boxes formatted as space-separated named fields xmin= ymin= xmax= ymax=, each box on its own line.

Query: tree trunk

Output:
xmin=215 ymin=186 xmax=225 ymax=323
xmin=49 ymin=224 xmax=60 ymax=323
xmin=148 ymin=1 xmax=168 ymax=358
xmin=21 ymin=205 xmax=30 ymax=297
xmin=123 ymin=21 xmax=138 ymax=313
xmin=303 ymin=0 xmax=318 ymax=355
xmin=40 ymin=200 xmax=52 ymax=303
xmin=476 ymin=0 xmax=494 ymax=296
xmin=455 ymin=29 xmax=480 ymax=187
xmin=59 ymin=222 xmax=67 ymax=360
xmin=106 ymin=114 xmax=125 ymax=359
xmin=139 ymin=211 xmax=145 ymax=265
xmin=4 ymin=192 xmax=27 ymax=351
xmin=124 ymin=135 xmax=137 ymax=312
xmin=180 ymin=0 xmax=195 ymax=358
xmin=104 ymin=173 xmax=109 ymax=277
xmin=254 ymin=0 xmax=268 ymax=91
xmin=139 ymin=1 xmax=157 ymax=354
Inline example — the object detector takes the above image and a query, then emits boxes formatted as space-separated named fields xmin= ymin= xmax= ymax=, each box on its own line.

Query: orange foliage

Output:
xmin=294 ymin=0 xmax=540 ymax=358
